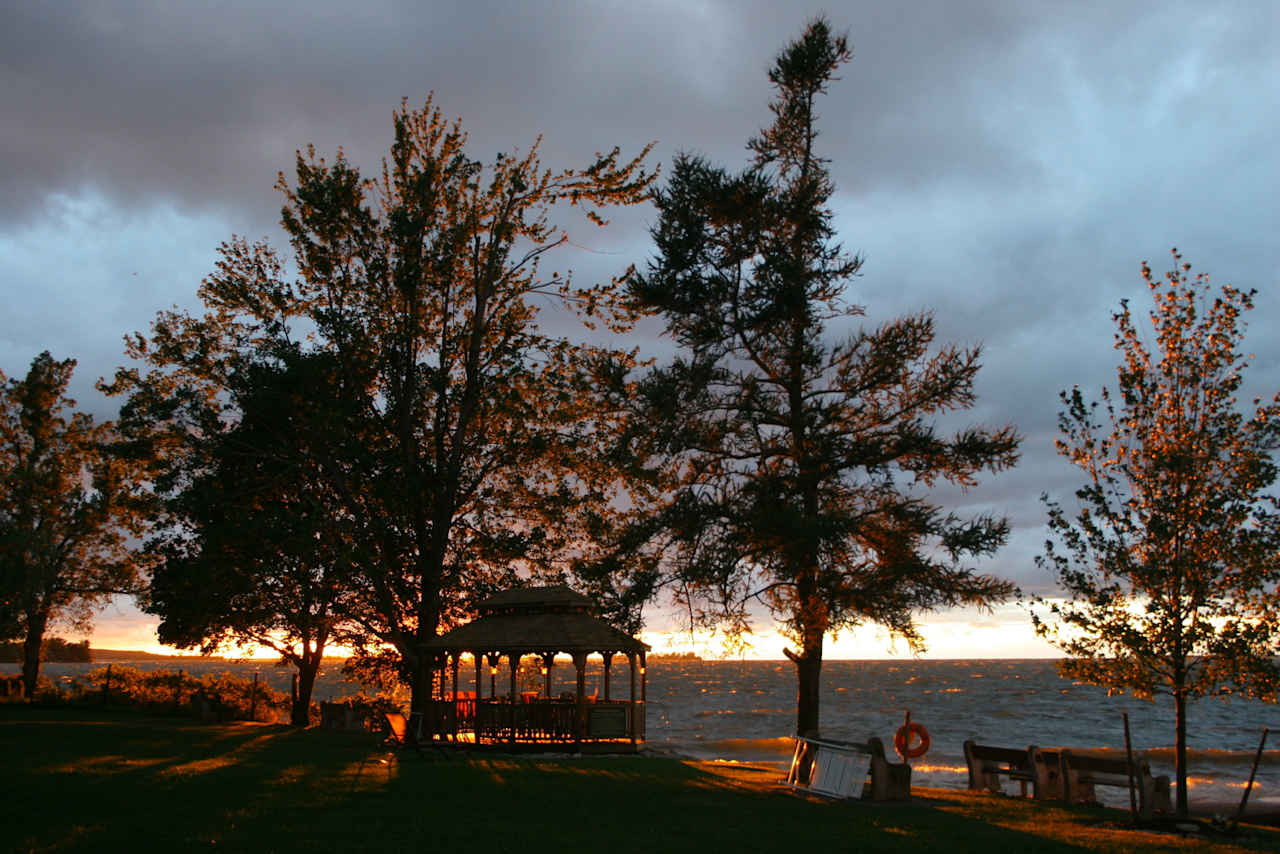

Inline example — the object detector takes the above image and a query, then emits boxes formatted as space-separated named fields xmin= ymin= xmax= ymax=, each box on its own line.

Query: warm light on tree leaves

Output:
xmin=1034 ymin=249 xmax=1280 ymax=817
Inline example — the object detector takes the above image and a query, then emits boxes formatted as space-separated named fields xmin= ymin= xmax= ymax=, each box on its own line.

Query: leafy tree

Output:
xmin=106 ymin=97 xmax=654 ymax=711
xmin=0 ymin=352 xmax=147 ymax=696
xmin=146 ymin=352 xmax=363 ymax=724
xmin=623 ymin=19 xmax=1019 ymax=735
xmin=1034 ymin=249 xmax=1280 ymax=817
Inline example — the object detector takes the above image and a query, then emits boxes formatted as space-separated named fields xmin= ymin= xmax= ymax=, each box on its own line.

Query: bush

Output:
xmin=84 ymin=666 xmax=291 ymax=722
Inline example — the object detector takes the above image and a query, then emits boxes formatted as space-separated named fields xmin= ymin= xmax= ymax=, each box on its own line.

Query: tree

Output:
xmin=1034 ymin=249 xmax=1280 ymax=817
xmin=0 ymin=352 xmax=146 ymax=696
xmin=145 ymin=352 xmax=363 ymax=724
xmin=624 ymin=19 xmax=1020 ymax=735
xmin=106 ymin=97 xmax=654 ymax=711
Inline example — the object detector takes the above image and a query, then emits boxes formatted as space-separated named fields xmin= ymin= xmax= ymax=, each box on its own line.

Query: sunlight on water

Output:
xmin=911 ymin=762 xmax=968 ymax=774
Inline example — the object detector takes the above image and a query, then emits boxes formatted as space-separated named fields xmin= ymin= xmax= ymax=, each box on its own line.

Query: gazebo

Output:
xmin=421 ymin=585 xmax=649 ymax=751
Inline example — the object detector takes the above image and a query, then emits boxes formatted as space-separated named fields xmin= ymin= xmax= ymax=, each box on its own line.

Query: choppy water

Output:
xmin=13 ymin=657 xmax=1279 ymax=811
xmin=646 ymin=659 xmax=1279 ymax=811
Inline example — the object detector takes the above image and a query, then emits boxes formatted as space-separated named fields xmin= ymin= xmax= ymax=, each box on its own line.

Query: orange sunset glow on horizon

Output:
xmin=80 ymin=597 xmax=1060 ymax=662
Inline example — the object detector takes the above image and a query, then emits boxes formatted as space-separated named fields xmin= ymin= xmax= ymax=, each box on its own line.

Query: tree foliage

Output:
xmin=1035 ymin=249 xmax=1280 ymax=816
xmin=106 ymin=97 xmax=654 ymax=711
xmin=622 ymin=19 xmax=1020 ymax=735
xmin=145 ymin=352 xmax=363 ymax=724
xmin=0 ymin=352 xmax=146 ymax=695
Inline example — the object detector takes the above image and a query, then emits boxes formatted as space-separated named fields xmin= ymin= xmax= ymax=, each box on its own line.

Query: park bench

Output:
xmin=786 ymin=735 xmax=911 ymax=801
xmin=1059 ymin=750 xmax=1171 ymax=819
xmin=963 ymin=741 xmax=1037 ymax=797
xmin=320 ymin=701 xmax=369 ymax=731
xmin=0 ymin=674 xmax=24 ymax=700
xmin=964 ymin=741 xmax=1064 ymax=800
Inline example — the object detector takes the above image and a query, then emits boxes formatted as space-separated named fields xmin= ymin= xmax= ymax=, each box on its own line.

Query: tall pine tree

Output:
xmin=626 ymin=19 xmax=1019 ymax=735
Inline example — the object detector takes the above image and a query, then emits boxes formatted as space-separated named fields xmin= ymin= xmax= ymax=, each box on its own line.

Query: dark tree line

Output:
xmin=0 ymin=636 xmax=90 ymax=663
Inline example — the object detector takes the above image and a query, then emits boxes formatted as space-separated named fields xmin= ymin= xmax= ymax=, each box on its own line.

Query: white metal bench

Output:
xmin=786 ymin=735 xmax=911 ymax=801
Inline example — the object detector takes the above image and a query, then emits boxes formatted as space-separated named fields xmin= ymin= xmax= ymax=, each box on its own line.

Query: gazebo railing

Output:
xmin=423 ymin=697 xmax=640 ymax=744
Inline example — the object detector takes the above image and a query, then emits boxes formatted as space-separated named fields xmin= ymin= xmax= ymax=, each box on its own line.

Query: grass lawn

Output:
xmin=3 ymin=706 xmax=1277 ymax=854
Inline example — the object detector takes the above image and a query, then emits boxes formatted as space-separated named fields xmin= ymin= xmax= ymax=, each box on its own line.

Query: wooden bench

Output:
xmin=963 ymin=741 xmax=1066 ymax=800
xmin=320 ymin=701 xmax=369 ymax=731
xmin=1029 ymin=747 xmax=1067 ymax=800
xmin=1060 ymin=750 xmax=1171 ymax=819
xmin=964 ymin=741 xmax=1037 ymax=797
xmin=786 ymin=735 xmax=911 ymax=801
xmin=0 ymin=674 xmax=25 ymax=700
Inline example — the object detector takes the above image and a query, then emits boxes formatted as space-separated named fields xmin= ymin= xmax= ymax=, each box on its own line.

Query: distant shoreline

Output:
xmin=88 ymin=649 xmax=354 ymax=664
xmin=0 ymin=649 xmax=351 ymax=665
xmin=3 ymin=648 xmax=1070 ymax=665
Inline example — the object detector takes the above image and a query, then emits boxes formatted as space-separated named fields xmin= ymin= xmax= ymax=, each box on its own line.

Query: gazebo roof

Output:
xmin=426 ymin=585 xmax=649 ymax=655
xmin=477 ymin=584 xmax=593 ymax=613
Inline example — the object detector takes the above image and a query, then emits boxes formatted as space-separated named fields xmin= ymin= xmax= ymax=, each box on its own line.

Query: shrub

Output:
xmin=85 ymin=666 xmax=290 ymax=722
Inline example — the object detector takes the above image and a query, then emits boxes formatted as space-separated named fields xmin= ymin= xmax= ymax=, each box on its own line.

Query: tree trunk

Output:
xmin=1174 ymin=688 xmax=1189 ymax=818
xmin=786 ymin=626 xmax=825 ymax=736
xmin=409 ymin=651 xmax=432 ymax=715
xmin=292 ymin=661 xmax=320 ymax=726
xmin=20 ymin=610 xmax=48 ymax=699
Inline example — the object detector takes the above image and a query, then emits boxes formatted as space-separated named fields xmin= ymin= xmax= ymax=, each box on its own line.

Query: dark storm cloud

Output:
xmin=4 ymin=0 xmax=760 ymax=229
xmin=3 ymin=0 xmax=1278 ymax=630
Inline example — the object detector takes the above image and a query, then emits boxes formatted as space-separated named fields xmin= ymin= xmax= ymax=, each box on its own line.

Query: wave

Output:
xmin=692 ymin=737 xmax=797 ymax=757
xmin=910 ymin=762 xmax=968 ymax=775
xmin=1039 ymin=746 xmax=1280 ymax=767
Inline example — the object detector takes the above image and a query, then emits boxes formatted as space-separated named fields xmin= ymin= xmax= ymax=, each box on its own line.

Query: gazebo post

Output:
xmin=449 ymin=655 xmax=460 ymax=741
xmin=542 ymin=653 xmax=554 ymax=698
xmin=507 ymin=653 xmax=520 ymax=745
xmin=628 ymin=652 xmax=637 ymax=747
xmin=639 ymin=652 xmax=647 ymax=742
xmin=572 ymin=651 xmax=588 ymax=748
xmin=473 ymin=652 xmax=482 ymax=743
xmin=602 ymin=651 xmax=614 ymax=701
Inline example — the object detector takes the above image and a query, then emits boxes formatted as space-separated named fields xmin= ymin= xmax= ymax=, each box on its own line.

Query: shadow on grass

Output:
xmin=3 ymin=707 xmax=1276 ymax=854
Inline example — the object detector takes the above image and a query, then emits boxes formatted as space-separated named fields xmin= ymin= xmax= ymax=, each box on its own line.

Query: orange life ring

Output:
xmin=894 ymin=722 xmax=930 ymax=759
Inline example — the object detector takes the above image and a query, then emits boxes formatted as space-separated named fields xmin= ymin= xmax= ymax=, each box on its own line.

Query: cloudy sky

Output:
xmin=4 ymin=0 xmax=1277 ymax=658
